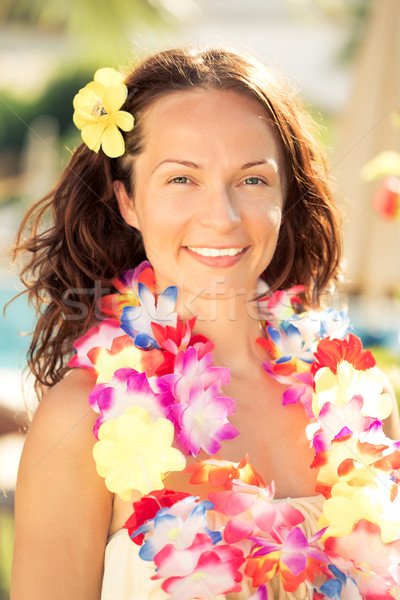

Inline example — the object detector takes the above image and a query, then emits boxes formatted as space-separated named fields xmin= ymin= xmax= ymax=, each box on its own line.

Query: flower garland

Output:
xmin=69 ymin=261 xmax=400 ymax=599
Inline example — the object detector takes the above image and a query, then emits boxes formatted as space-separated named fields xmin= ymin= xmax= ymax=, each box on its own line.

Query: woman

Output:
xmin=11 ymin=47 xmax=400 ymax=599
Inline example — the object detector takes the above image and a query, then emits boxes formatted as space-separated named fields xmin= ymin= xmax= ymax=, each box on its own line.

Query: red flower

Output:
xmin=124 ymin=489 xmax=191 ymax=545
xmin=372 ymin=177 xmax=400 ymax=221
xmin=152 ymin=316 xmax=212 ymax=375
xmin=311 ymin=333 xmax=375 ymax=377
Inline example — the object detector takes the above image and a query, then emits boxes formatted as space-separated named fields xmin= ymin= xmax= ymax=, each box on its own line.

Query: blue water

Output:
xmin=0 ymin=280 xmax=36 ymax=370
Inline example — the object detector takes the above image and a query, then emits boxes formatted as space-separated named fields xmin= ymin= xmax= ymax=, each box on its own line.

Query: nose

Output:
xmin=198 ymin=185 xmax=242 ymax=232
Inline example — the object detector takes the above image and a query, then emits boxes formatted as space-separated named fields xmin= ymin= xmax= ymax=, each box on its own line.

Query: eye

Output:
xmin=170 ymin=176 xmax=190 ymax=184
xmin=243 ymin=177 xmax=266 ymax=186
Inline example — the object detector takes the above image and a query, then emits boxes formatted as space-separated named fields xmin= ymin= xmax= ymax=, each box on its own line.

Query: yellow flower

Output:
xmin=93 ymin=406 xmax=186 ymax=500
xmin=92 ymin=344 xmax=150 ymax=384
xmin=319 ymin=478 xmax=400 ymax=542
xmin=314 ymin=435 xmax=387 ymax=493
xmin=312 ymin=361 xmax=392 ymax=419
xmin=73 ymin=67 xmax=134 ymax=158
xmin=88 ymin=336 xmax=163 ymax=384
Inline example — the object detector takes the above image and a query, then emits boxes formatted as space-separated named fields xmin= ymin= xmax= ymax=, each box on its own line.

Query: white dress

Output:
xmin=101 ymin=495 xmax=325 ymax=600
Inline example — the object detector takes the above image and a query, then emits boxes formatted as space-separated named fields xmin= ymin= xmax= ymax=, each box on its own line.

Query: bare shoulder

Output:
xmin=12 ymin=369 xmax=112 ymax=600
xmin=34 ymin=367 xmax=97 ymax=424
xmin=382 ymin=373 xmax=400 ymax=441
xmin=17 ymin=369 xmax=101 ymax=478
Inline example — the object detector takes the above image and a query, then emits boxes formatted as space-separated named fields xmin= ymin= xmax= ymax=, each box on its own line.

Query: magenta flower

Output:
xmin=172 ymin=380 xmax=239 ymax=456
xmin=248 ymin=527 xmax=327 ymax=591
xmin=88 ymin=367 xmax=170 ymax=437
xmin=209 ymin=480 xmax=304 ymax=544
xmin=282 ymin=372 xmax=314 ymax=419
xmin=171 ymin=346 xmax=230 ymax=401
xmin=155 ymin=345 xmax=237 ymax=456
xmin=252 ymin=527 xmax=327 ymax=571
xmin=249 ymin=585 xmax=269 ymax=600
xmin=118 ymin=260 xmax=154 ymax=293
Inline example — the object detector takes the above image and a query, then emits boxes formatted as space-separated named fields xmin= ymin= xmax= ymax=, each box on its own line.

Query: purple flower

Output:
xmin=89 ymin=367 xmax=170 ymax=437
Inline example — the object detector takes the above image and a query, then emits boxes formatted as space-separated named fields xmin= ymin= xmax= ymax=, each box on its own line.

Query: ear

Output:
xmin=113 ymin=180 xmax=140 ymax=230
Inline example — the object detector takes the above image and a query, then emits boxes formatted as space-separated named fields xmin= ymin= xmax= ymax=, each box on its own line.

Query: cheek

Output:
xmin=256 ymin=202 xmax=283 ymax=237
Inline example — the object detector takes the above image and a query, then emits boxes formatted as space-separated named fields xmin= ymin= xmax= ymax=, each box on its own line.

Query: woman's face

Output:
xmin=117 ymin=88 xmax=284 ymax=299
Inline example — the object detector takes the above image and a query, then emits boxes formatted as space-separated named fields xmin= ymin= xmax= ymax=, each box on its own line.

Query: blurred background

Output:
xmin=1 ymin=0 xmax=400 ymax=596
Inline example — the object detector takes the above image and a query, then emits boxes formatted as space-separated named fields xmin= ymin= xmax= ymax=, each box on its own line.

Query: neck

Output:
xmin=174 ymin=283 xmax=265 ymax=376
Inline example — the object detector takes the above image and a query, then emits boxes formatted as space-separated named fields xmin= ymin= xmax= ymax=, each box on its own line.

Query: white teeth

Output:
xmin=187 ymin=247 xmax=243 ymax=257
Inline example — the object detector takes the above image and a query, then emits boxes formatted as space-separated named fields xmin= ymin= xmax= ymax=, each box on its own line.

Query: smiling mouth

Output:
xmin=186 ymin=247 xmax=247 ymax=257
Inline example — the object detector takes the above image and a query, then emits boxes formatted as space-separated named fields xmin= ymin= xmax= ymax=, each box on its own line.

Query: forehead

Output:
xmin=138 ymin=88 xmax=282 ymax=164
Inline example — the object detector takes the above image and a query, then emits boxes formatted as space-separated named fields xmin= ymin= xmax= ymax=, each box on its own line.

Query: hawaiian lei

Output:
xmin=69 ymin=261 xmax=400 ymax=600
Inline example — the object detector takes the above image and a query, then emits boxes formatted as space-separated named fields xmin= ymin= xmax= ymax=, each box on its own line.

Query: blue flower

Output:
xmin=121 ymin=283 xmax=178 ymax=349
xmin=318 ymin=565 xmax=361 ymax=599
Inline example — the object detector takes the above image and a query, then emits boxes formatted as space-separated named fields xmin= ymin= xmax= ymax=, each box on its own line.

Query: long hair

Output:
xmin=13 ymin=47 xmax=341 ymax=394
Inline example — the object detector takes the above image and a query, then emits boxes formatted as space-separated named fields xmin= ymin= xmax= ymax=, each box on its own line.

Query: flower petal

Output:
xmin=81 ymin=122 xmax=107 ymax=152
xmin=101 ymin=124 xmax=125 ymax=158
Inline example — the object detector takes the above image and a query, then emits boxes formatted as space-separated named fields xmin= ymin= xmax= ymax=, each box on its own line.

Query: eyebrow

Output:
xmin=152 ymin=158 xmax=278 ymax=174
xmin=152 ymin=159 xmax=200 ymax=174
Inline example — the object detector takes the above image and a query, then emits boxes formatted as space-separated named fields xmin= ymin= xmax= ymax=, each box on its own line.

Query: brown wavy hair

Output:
xmin=13 ymin=46 xmax=341 ymax=395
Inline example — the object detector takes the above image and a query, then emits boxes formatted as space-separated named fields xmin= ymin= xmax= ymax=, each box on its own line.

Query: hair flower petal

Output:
xmin=73 ymin=67 xmax=134 ymax=158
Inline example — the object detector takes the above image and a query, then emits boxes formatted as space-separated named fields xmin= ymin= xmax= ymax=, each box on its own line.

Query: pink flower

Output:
xmin=324 ymin=520 xmax=400 ymax=599
xmin=68 ymin=318 xmax=124 ymax=370
xmin=209 ymin=480 xmax=304 ymax=543
xmin=155 ymin=538 xmax=244 ymax=600
xmin=312 ymin=395 xmax=379 ymax=453
xmin=258 ymin=286 xmax=304 ymax=323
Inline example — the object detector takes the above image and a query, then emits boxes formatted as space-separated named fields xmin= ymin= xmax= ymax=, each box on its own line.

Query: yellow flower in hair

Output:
xmin=93 ymin=406 xmax=186 ymax=500
xmin=73 ymin=67 xmax=134 ymax=158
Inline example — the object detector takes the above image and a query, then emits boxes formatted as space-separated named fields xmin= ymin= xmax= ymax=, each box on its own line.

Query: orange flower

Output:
xmin=185 ymin=455 xmax=265 ymax=489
